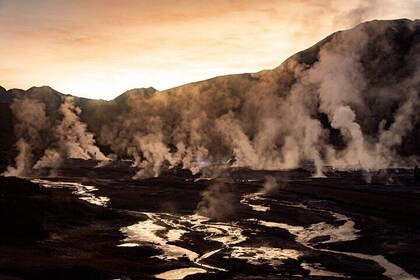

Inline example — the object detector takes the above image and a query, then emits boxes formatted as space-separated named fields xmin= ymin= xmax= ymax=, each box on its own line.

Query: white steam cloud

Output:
xmin=93 ymin=21 xmax=419 ymax=178
xmin=261 ymin=175 xmax=280 ymax=194
xmin=34 ymin=97 xmax=107 ymax=169
xmin=196 ymin=179 xmax=238 ymax=221
xmin=3 ymin=98 xmax=48 ymax=177
xmin=4 ymin=97 xmax=107 ymax=176
xmin=4 ymin=20 xmax=419 ymax=179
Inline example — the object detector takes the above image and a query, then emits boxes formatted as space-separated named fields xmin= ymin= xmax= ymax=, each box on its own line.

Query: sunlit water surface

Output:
xmin=31 ymin=178 xmax=416 ymax=280
xmin=118 ymin=189 xmax=416 ymax=279
xmin=31 ymin=179 xmax=110 ymax=207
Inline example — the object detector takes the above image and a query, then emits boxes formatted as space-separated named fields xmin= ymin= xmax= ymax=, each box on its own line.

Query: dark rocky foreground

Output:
xmin=0 ymin=162 xmax=420 ymax=280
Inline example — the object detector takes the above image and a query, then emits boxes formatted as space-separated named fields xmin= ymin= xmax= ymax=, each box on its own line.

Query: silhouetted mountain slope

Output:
xmin=0 ymin=103 xmax=13 ymax=166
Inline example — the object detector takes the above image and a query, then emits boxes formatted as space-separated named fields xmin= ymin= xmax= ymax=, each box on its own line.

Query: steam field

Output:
xmin=1 ymin=160 xmax=419 ymax=280
xmin=1 ymin=18 xmax=419 ymax=280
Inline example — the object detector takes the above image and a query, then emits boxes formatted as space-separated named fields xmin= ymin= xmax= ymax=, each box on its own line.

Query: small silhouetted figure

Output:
xmin=415 ymin=166 xmax=420 ymax=186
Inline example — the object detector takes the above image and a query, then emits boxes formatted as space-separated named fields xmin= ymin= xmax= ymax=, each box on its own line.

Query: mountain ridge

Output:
xmin=1 ymin=18 xmax=419 ymax=174
xmin=1 ymin=18 xmax=417 ymax=102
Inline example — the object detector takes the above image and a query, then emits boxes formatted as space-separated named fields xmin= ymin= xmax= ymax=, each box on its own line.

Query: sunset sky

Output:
xmin=1 ymin=0 xmax=419 ymax=100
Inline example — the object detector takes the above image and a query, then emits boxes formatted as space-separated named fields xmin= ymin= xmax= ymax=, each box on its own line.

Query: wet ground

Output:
xmin=0 ymin=160 xmax=419 ymax=279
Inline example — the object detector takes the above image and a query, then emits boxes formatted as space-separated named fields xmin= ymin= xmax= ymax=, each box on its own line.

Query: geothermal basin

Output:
xmin=0 ymin=160 xmax=419 ymax=279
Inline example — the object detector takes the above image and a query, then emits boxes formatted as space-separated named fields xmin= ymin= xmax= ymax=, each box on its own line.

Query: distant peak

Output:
xmin=28 ymin=85 xmax=57 ymax=92
xmin=114 ymin=87 xmax=158 ymax=101
xmin=123 ymin=87 xmax=157 ymax=94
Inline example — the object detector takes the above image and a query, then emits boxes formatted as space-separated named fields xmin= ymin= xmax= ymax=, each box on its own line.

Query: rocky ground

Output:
xmin=0 ymin=161 xmax=419 ymax=280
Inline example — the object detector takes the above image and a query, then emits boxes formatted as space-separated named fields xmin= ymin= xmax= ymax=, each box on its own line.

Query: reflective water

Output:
xmin=241 ymin=193 xmax=270 ymax=212
xmin=244 ymin=191 xmax=416 ymax=280
xmin=31 ymin=179 xmax=109 ymax=207
xmin=301 ymin=262 xmax=349 ymax=278
xmin=228 ymin=246 xmax=301 ymax=266
xmin=155 ymin=267 xmax=207 ymax=280
xmin=39 ymin=177 xmax=415 ymax=279
xmin=120 ymin=213 xmax=198 ymax=261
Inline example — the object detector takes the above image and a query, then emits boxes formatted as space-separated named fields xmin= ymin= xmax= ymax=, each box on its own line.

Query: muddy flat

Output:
xmin=0 ymin=162 xmax=419 ymax=280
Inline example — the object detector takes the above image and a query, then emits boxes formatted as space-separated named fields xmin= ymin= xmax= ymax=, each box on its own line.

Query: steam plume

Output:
xmin=4 ymin=96 xmax=107 ymax=176
xmin=196 ymin=179 xmax=238 ymax=221
xmin=34 ymin=97 xmax=107 ymax=169
xmin=261 ymin=175 xmax=280 ymax=194
xmin=3 ymin=98 xmax=48 ymax=177
xmin=5 ymin=20 xmax=419 ymax=179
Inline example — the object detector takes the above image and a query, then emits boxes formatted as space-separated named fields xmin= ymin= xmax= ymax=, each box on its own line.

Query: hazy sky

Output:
xmin=1 ymin=0 xmax=419 ymax=100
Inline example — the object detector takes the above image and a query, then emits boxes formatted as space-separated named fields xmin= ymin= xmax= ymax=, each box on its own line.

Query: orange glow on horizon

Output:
xmin=0 ymin=0 xmax=418 ymax=100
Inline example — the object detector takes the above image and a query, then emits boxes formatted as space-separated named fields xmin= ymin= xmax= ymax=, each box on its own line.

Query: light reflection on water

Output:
xmin=301 ymin=262 xmax=349 ymax=278
xmin=241 ymin=193 xmax=270 ymax=212
xmin=244 ymin=192 xmax=416 ymax=280
xmin=118 ymin=212 xmax=237 ymax=270
xmin=31 ymin=179 xmax=110 ymax=207
xmin=228 ymin=246 xmax=301 ymax=266
xmin=120 ymin=214 xmax=198 ymax=261
xmin=155 ymin=267 xmax=207 ymax=280
xmin=34 ymin=177 xmax=415 ymax=279
xmin=117 ymin=191 xmax=417 ymax=280
xmin=118 ymin=208 xmax=300 ymax=279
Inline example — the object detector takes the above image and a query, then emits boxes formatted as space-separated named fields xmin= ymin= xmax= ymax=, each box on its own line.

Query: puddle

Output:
xmin=31 ymin=177 xmax=417 ymax=279
xmin=118 ymin=212 xmax=250 ymax=274
xmin=228 ymin=246 xmax=301 ymax=266
xmin=302 ymin=262 xmax=349 ymax=278
xmin=116 ymin=243 xmax=140 ymax=247
xmin=241 ymin=193 xmax=270 ymax=212
xmin=343 ymin=252 xmax=416 ymax=280
xmin=31 ymin=179 xmax=109 ymax=207
xmin=193 ymin=223 xmax=247 ymax=245
xmin=120 ymin=213 xmax=197 ymax=261
xmin=255 ymin=199 xmax=415 ymax=280
xmin=118 ymin=208 xmax=308 ymax=276
xmin=155 ymin=267 xmax=207 ymax=280
xmin=117 ymin=187 xmax=416 ymax=280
